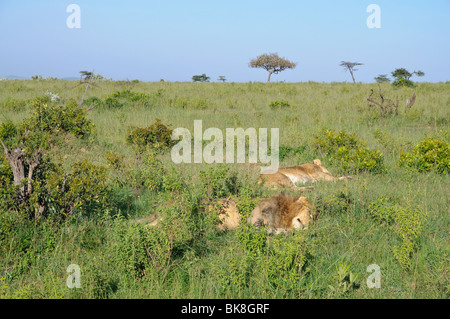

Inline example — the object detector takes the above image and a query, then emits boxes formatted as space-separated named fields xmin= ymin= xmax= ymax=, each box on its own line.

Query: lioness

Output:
xmin=259 ymin=159 xmax=351 ymax=189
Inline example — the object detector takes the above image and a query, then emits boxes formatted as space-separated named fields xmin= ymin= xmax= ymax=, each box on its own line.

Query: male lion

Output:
xmin=217 ymin=193 xmax=316 ymax=234
xmin=248 ymin=193 xmax=315 ymax=234
xmin=259 ymin=159 xmax=351 ymax=189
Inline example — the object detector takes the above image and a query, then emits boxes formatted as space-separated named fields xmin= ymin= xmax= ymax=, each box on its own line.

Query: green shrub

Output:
xmin=199 ymin=164 xmax=241 ymax=199
xmin=264 ymin=232 xmax=310 ymax=293
xmin=369 ymin=198 xmax=428 ymax=270
xmin=129 ymin=151 xmax=166 ymax=192
xmin=399 ymin=138 xmax=449 ymax=174
xmin=126 ymin=119 xmax=175 ymax=153
xmin=313 ymin=129 xmax=385 ymax=174
xmin=83 ymin=96 xmax=104 ymax=109
xmin=103 ymin=89 xmax=152 ymax=109
xmin=0 ymin=120 xmax=17 ymax=146
xmin=104 ymin=96 xmax=123 ymax=109
xmin=269 ymin=100 xmax=290 ymax=110
xmin=45 ymin=159 xmax=109 ymax=218
xmin=24 ymin=97 xmax=94 ymax=137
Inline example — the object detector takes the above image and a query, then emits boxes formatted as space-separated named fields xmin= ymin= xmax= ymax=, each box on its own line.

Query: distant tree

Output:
xmin=249 ymin=53 xmax=297 ymax=83
xmin=192 ymin=74 xmax=210 ymax=82
xmin=374 ymin=74 xmax=390 ymax=83
xmin=218 ymin=76 xmax=227 ymax=83
xmin=340 ymin=61 xmax=363 ymax=83
xmin=391 ymin=68 xmax=424 ymax=88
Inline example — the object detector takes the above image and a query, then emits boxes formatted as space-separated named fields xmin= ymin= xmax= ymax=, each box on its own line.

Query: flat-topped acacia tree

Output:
xmin=340 ymin=61 xmax=363 ymax=84
xmin=249 ymin=53 xmax=297 ymax=83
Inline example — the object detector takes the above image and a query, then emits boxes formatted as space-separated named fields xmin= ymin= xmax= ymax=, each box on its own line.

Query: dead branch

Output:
xmin=406 ymin=91 xmax=416 ymax=109
xmin=367 ymin=86 xmax=400 ymax=116
xmin=74 ymin=69 xmax=101 ymax=109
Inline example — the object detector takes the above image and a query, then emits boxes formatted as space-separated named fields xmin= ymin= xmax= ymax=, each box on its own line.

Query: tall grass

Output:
xmin=0 ymin=80 xmax=448 ymax=299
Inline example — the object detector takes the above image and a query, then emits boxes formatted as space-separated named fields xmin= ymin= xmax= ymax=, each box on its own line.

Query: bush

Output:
xmin=199 ymin=164 xmax=241 ymax=199
xmin=399 ymin=138 xmax=449 ymax=174
xmin=104 ymin=96 xmax=123 ymax=109
xmin=129 ymin=151 xmax=166 ymax=192
xmin=45 ymin=159 xmax=110 ymax=219
xmin=126 ymin=119 xmax=175 ymax=153
xmin=103 ymin=89 xmax=152 ymax=109
xmin=369 ymin=198 xmax=428 ymax=270
xmin=269 ymin=100 xmax=290 ymax=110
xmin=313 ymin=129 xmax=385 ymax=174
xmin=24 ymin=97 xmax=94 ymax=138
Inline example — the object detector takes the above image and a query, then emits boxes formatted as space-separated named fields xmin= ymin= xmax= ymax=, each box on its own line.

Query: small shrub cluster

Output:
xmin=313 ymin=129 xmax=385 ymax=174
xmin=269 ymin=100 xmax=290 ymax=110
xmin=126 ymin=119 xmax=175 ymax=153
xmin=369 ymin=198 xmax=428 ymax=270
xmin=103 ymin=89 xmax=153 ymax=109
xmin=399 ymin=138 xmax=449 ymax=174
xmin=199 ymin=164 xmax=241 ymax=199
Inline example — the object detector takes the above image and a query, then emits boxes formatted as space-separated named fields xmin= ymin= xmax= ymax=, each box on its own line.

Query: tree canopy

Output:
xmin=249 ymin=53 xmax=297 ymax=83
xmin=391 ymin=68 xmax=424 ymax=88
xmin=192 ymin=74 xmax=210 ymax=82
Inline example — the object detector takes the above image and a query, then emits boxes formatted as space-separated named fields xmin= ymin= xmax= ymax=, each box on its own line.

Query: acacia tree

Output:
xmin=340 ymin=61 xmax=363 ymax=83
xmin=374 ymin=74 xmax=390 ymax=83
xmin=192 ymin=74 xmax=210 ymax=82
xmin=391 ymin=68 xmax=424 ymax=88
xmin=249 ymin=53 xmax=297 ymax=83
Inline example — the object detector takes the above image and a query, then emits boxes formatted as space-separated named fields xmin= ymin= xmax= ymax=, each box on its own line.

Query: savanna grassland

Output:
xmin=0 ymin=79 xmax=448 ymax=299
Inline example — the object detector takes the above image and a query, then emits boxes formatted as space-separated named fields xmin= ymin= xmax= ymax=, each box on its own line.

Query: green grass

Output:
xmin=0 ymin=79 xmax=449 ymax=299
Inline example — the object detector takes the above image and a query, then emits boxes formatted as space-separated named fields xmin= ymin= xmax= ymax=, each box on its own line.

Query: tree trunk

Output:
xmin=267 ymin=71 xmax=273 ymax=83
xmin=1 ymin=140 xmax=42 ymax=198
xmin=2 ymin=148 xmax=27 ymax=196
xmin=350 ymin=69 xmax=356 ymax=84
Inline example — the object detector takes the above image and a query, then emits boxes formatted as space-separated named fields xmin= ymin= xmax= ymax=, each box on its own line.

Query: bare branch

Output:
xmin=0 ymin=138 xmax=8 ymax=154
xmin=78 ymin=69 xmax=94 ymax=108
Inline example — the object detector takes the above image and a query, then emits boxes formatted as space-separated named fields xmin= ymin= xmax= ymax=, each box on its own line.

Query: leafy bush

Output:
xmin=313 ymin=129 xmax=385 ymax=174
xmin=24 ymin=97 xmax=94 ymax=138
xmin=199 ymin=164 xmax=241 ymax=199
xmin=269 ymin=100 xmax=290 ymax=110
xmin=104 ymin=96 xmax=123 ymax=109
xmin=0 ymin=120 xmax=17 ymax=142
xmin=103 ymin=89 xmax=152 ymax=109
xmin=129 ymin=151 xmax=166 ymax=192
xmin=126 ymin=119 xmax=175 ymax=153
xmin=399 ymin=138 xmax=449 ymax=174
xmin=264 ymin=232 xmax=310 ymax=293
xmin=43 ymin=159 xmax=110 ymax=219
xmin=369 ymin=198 xmax=428 ymax=270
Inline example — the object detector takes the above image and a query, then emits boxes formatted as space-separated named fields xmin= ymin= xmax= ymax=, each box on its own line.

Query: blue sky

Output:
xmin=0 ymin=0 xmax=449 ymax=82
